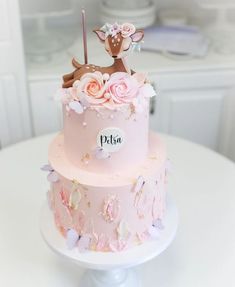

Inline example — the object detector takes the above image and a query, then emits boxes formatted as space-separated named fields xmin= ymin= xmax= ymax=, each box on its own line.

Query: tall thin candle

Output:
xmin=82 ymin=9 xmax=88 ymax=64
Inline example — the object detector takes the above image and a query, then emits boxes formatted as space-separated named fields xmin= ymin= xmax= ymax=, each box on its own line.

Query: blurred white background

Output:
xmin=1 ymin=0 xmax=235 ymax=161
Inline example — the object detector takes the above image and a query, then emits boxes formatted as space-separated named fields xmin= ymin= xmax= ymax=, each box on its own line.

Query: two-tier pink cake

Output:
xmin=42 ymin=22 xmax=169 ymax=252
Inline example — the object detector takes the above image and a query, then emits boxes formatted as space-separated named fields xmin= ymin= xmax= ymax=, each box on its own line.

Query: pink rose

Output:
xmin=74 ymin=72 xmax=107 ymax=105
xmin=106 ymin=72 xmax=139 ymax=104
xmin=121 ymin=23 xmax=136 ymax=38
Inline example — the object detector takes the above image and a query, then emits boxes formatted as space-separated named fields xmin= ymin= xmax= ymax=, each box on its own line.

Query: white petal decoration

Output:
xmin=140 ymin=83 xmax=156 ymax=98
xmin=148 ymin=226 xmax=160 ymax=239
xmin=69 ymin=100 xmax=84 ymax=114
xmin=117 ymin=221 xmax=130 ymax=242
xmin=153 ymin=218 xmax=164 ymax=230
xmin=69 ymin=190 xmax=82 ymax=210
xmin=47 ymin=171 xmax=59 ymax=183
xmin=77 ymin=234 xmax=91 ymax=253
xmin=134 ymin=176 xmax=145 ymax=193
xmin=66 ymin=229 xmax=79 ymax=249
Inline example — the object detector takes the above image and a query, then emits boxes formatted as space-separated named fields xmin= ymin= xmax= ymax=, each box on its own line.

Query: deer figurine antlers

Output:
xmin=63 ymin=23 xmax=144 ymax=88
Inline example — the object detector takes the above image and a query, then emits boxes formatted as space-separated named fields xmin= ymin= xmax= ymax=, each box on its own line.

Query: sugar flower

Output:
xmin=121 ymin=23 xmax=136 ymax=38
xmin=106 ymin=72 xmax=139 ymax=104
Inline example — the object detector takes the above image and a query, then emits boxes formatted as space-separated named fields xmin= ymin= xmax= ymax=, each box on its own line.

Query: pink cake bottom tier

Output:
xmin=47 ymin=132 xmax=168 ymax=252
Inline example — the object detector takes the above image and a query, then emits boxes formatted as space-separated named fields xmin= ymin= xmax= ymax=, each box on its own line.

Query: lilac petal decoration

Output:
xmin=47 ymin=171 xmax=59 ymax=183
xmin=66 ymin=229 xmax=79 ymax=250
xmin=41 ymin=164 xmax=53 ymax=172
xmin=69 ymin=100 xmax=84 ymax=114
xmin=134 ymin=176 xmax=145 ymax=193
xmin=148 ymin=226 xmax=160 ymax=239
xmin=77 ymin=234 xmax=91 ymax=253
xmin=94 ymin=147 xmax=110 ymax=160
xmin=153 ymin=218 xmax=164 ymax=230
xmin=79 ymin=92 xmax=91 ymax=108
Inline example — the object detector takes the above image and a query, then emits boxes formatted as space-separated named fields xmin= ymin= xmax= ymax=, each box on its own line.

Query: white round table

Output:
xmin=0 ymin=134 xmax=235 ymax=286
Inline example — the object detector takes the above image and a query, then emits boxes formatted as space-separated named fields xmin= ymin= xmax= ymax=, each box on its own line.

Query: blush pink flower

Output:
xmin=106 ymin=72 xmax=139 ymax=104
xmin=74 ymin=72 xmax=107 ymax=105
xmin=121 ymin=23 xmax=136 ymax=38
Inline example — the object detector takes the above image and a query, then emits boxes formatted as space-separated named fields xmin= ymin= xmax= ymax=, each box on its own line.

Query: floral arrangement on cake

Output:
xmin=101 ymin=22 xmax=135 ymax=38
xmin=59 ymin=71 xmax=156 ymax=113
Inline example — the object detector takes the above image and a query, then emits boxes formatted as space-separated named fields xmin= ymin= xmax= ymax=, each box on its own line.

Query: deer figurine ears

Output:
xmin=93 ymin=29 xmax=144 ymax=43
xmin=93 ymin=30 xmax=106 ymax=42
xmin=130 ymin=30 xmax=144 ymax=42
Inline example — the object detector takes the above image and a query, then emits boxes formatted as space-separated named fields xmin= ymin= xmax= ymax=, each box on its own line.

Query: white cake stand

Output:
xmin=40 ymin=195 xmax=178 ymax=287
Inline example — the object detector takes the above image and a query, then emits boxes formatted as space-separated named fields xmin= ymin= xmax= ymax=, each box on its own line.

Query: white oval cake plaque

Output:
xmin=97 ymin=127 xmax=125 ymax=153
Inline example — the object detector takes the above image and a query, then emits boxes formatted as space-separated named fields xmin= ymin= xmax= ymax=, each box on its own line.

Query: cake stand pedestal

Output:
xmin=40 ymin=195 xmax=178 ymax=287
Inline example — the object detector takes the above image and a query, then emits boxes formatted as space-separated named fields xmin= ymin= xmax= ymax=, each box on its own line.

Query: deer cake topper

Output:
xmin=63 ymin=22 xmax=144 ymax=88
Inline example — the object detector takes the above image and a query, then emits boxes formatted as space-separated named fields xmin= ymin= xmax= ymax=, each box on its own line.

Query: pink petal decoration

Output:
xmin=47 ymin=189 xmax=55 ymax=210
xmin=47 ymin=171 xmax=59 ymax=183
xmin=102 ymin=195 xmax=119 ymax=223
xmin=109 ymin=240 xmax=127 ymax=252
xmin=68 ymin=100 xmax=84 ymax=114
xmin=41 ymin=164 xmax=53 ymax=172
xmin=109 ymin=241 xmax=119 ymax=252
xmin=134 ymin=176 xmax=145 ymax=193
xmin=60 ymin=189 xmax=69 ymax=207
xmin=96 ymin=234 xmax=107 ymax=251
xmin=66 ymin=229 xmax=79 ymax=249
xmin=73 ymin=210 xmax=85 ymax=232
xmin=77 ymin=234 xmax=91 ymax=252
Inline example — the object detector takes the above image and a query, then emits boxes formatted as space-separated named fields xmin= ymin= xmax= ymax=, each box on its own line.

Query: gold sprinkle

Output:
xmin=126 ymin=104 xmax=136 ymax=120
xmin=149 ymin=156 xmax=157 ymax=160
xmin=81 ymin=153 xmax=90 ymax=165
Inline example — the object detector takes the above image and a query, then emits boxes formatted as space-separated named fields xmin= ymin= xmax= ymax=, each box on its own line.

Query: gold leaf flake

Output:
xmin=81 ymin=153 xmax=90 ymax=165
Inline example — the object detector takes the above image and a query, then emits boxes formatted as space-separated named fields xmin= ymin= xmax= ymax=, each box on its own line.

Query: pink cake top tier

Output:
xmin=57 ymin=23 xmax=156 ymax=173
